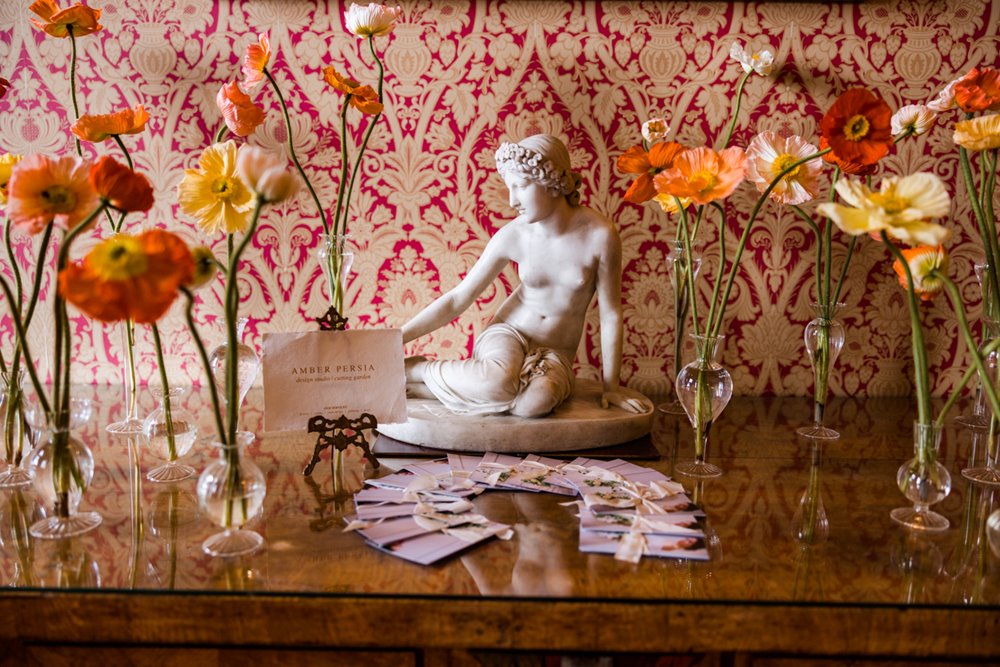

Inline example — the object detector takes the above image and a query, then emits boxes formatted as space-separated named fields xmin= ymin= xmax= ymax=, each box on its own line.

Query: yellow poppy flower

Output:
xmin=177 ymin=141 xmax=253 ymax=235
xmin=954 ymin=114 xmax=1000 ymax=152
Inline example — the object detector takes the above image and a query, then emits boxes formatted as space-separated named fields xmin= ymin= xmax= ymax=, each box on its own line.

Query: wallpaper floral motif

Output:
xmin=0 ymin=0 xmax=997 ymax=397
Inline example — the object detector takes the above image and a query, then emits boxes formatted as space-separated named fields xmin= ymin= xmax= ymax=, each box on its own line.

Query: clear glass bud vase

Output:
xmin=0 ymin=368 xmax=31 ymax=488
xmin=143 ymin=386 xmax=198 ymax=483
xmin=660 ymin=240 xmax=703 ymax=415
xmin=956 ymin=262 xmax=1000 ymax=429
xmin=208 ymin=317 xmax=260 ymax=432
xmin=27 ymin=429 xmax=102 ymax=539
xmin=107 ymin=318 xmax=143 ymax=434
xmin=196 ymin=433 xmax=266 ymax=557
xmin=317 ymin=233 xmax=355 ymax=315
xmin=797 ymin=302 xmax=845 ymax=440
xmin=891 ymin=421 xmax=952 ymax=532
xmin=675 ymin=334 xmax=733 ymax=478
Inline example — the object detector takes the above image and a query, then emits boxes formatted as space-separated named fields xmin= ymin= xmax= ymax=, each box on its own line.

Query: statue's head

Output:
xmin=494 ymin=134 xmax=582 ymax=206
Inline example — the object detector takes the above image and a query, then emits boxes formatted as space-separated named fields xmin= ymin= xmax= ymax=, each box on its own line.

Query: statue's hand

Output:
xmin=600 ymin=391 xmax=653 ymax=414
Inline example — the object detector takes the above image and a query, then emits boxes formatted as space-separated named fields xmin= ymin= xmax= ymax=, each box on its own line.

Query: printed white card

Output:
xmin=262 ymin=329 xmax=406 ymax=432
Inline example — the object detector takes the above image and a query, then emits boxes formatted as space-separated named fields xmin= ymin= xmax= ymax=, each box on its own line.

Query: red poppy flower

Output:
xmin=954 ymin=67 xmax=1000 ymax=113
xmin=71 ymin=104 xmax=149 ymax=142
xmin=617 ymin=141 xmax=687 ymax=204
xmin=89 ymin=156 xmax=154 ymax=213
xmin=29 ymin=0 xmax=102 ymax=38
xmin=322 ymin=67 xmax=383 ymax=115
xmin=819 ymin=88 xmax=892 ymax=175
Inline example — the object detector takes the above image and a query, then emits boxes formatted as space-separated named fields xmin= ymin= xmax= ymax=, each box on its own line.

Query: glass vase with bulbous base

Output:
xmin=0 ymin=368 xmax=31 ymax=489
xmin=208 ymin=317 xmax=261 ymax=431
xmin=143 ymin=386 xmax=198 ymax=483
xmin=659 ymin=241 xmax=702 ymax=415
xmin=196 ymin=433 xmax=266 ymax=557
xmin=891 ymin=421 xmax=952 ymax=532
xmin=27 ymin=429 xmax=102 ymax=539
xmin=316 ymin=232 xmax=355 ymax=314
xmin=797 ymin=302 xmax=846 ymax=440
xmin=674 ymin=334 xmax=733 ymax=479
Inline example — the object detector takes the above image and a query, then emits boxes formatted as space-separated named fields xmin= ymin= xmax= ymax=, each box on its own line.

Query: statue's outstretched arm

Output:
xmin=402 ymin=225 xmax=513 ymax=344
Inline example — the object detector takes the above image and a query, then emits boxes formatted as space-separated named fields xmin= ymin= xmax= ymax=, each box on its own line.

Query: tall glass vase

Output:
xmin=196 ymin=432 xmax=266 ymax=557
xmin=956 ymin=262 xmax=1000 ymax=429
xmin=659 ymin=241 xmax=702 ymax=415
xmin=891 ymin=421 xmax=952 ymax=532
xmin=0 ymin=368 xmax=31 ymax=488
xmin=674 ymin=334 xmax=733 ymax=478
xmin=107 ymin=318 xmax=142 ymax=433
xmin=208 ymin=317 xmax=260 ymax=434
xmin=27 ymin=428 xmax=103 ymax=539
xmin=316 ymin=232 xmax=355 ymax=315
xmin=797 ymin=302 xmax=845 ymax=440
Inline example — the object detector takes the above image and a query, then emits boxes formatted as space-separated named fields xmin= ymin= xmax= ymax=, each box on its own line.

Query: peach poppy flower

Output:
xmin=617 ymin=141 xmax=686 ymax=204
xmin=71 ymin=104 xmax=150 ymax=143
xmin=344 ymin=3 xmax=402 ymax=38
xmin=89 ymin=156 xmax=154 ymax=213
xmin=29 ymin=0 xmax=102 ymax=38
xmin=954 ymin=67 xmax=1000 ymax=114
xmin=891 ymin=104 xmax=936 ymax=138
xmin=216 ymin=81 xmax=265 ymax=137
xmin=322 ymin=67 xmax=384 ymax=115
xmin=745 ymin=132 xmax=821 ymax=205
xmin=654 ymin=146 xmax=747 ymax=205
xmin=236 ymin=145 xmax=299 ymax=204
xmin=6 ymin=154 xmax=99 ymax=234
xmin=242 ymin=32 xmax=271 ymax=91
xmin=954 ymin=114 xmax=1000 ymax=152
xmin=0 ymin=153 xmax=23 ymax=204
xmin=892 ymin=245 xmax=948 ymax=302
xmin=0 ymin=77 xmax=10 ymax=100
xmin=819 ymin=88 xmax=893 ymax=175
xmin=59 ymin=229 xmax=195 ymax=324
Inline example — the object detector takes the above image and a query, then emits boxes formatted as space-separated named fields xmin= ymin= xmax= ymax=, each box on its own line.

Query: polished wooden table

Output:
xmin=1 ymin=387 xmax=999 ymax=665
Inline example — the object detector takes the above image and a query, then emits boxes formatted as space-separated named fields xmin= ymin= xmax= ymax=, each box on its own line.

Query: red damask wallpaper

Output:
xmin=0 ymin=1 xmax=997 ymax=397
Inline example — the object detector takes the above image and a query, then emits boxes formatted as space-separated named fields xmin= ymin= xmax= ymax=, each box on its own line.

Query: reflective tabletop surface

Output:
xmin=2 ymin=386 xmax=997 ymax=606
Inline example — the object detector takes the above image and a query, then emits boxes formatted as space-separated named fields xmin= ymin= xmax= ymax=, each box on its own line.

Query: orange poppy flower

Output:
xmin=242 ymin=32 xmax=271 ymax=90
xmin=59 ymin=229 xmax=195 ymax=324
xmin=819 ymin=88 xmax=892 ymax=175
xmin=6 ymin=154 xmax=99 ymax=234
xmin=954 ymin=67 xmax=1000 ymax=114
xmin=617 ymin=141 xmax=686 ymax=204
xmin=216 ymin=81 xmax=265 ymax=137
xmin=71 ymin=104 xmax=149 ymax=142
xmin=89 ymin=156 xmax=154 ymax=213
xmin=29 ymin=0 xmax=102 ymax=38
xmin=892 ymin=245 xmax=948 ymax=302
xmin=0 ymin=77 xmax=10 ymax=100
xmin=322 ymin=66 xmax=384 ymax=115
xmin=653 ymin=146 xmax=747 ymax=206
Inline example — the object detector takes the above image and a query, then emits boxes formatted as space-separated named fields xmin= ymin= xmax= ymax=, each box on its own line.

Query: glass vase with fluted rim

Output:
xmin=316 ymin=232 xmax=356 ymax=316
xmin=891 ymin=421 xmax=952 ymax=533
xmin=674 ymin=333 xmax=732 ymax=479
xmin=797 ymin=302 xmax=846 ymax=441
xmin=196 ymin=432 xmax=266 ymax=558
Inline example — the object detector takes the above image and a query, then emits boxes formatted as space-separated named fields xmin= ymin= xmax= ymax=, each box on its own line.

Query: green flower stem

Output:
xmin=791 ymin=205 xmax=824 ymax=305
xmin=937 ymin=337 xmax=1000 ymax=424
xmin=68 ymin=28 xmax=82 ymax=158
xmin=936 ymin=274 xmax=1000 ymax=426
xmin=21 ymin=222 xmax=54 ymax=328
xmin=331 ymin=99 xmax=351 ymax=239
xmin=960 ymin=142 xmax=1000 ymax=316
xmin=150 ymin=323 xmax=177 ymax=461
xmin=340 ymin=35 xmax=387 ymax=239
xmin=214 ymin=121 xmax=228 ymax=144
xmin=720 ymin=70 xmax=752 ymax=150
xmin=126 ymin=433 xmax=143 ymax=588
xmin=181 ymin=287 xmax=226 ymax=445
xmin=986 ymin=149 xmax=997 ymax=235
xmin=0 ymin=275 xmax=48 ymax=415
xmin=708 ymin=148 xmax=831 ymax=338
xmin=831 ymin=236 xmax=857 ymax=307
xmin=5 ymin=222 xmax=24 ymax=314
xmin=675 ymin=200 xmax=701 ymax=338
xmin=690 ymin=204 xmax=706 ymax=245
xmin=881 ymin=233 xmax=930 ymax=425
xmin=703 ymin=202 xmax=727 ymax=336
xmin=108 ymin=134 xmax=134 ymax=233
xmin=264 ymin=68 xmax=328 ymax=235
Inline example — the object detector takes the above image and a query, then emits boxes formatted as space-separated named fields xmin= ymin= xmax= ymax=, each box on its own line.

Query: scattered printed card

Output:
xmin=579 ymin=530 xmax=709 ymax=561
xmin=579 ymin=510 xmax=706 ymax=537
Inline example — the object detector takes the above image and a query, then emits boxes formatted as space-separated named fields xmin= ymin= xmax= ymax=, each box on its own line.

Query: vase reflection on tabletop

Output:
xmin=891 ymin=421 xmax=952 ymax=533
xmin=797 ymin=302 xmax=845 ymax=441
xmin=196 ymin=432 xmax=266 ymax=557
xmin=674 ymin=333 xmax=732 ymax=478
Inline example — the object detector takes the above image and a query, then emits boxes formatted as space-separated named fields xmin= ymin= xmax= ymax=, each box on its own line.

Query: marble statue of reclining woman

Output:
xmin=402 ymin=134 xmax=651 ymax=418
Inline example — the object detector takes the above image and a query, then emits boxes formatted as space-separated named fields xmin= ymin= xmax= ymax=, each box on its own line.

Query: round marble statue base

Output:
xmin=377 ymin=379 xmax=654 ymax=453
